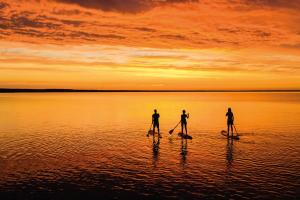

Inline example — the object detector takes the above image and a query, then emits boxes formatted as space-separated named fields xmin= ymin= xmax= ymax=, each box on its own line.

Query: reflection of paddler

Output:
xmin=226 ymin=139 xmax=233 ymax=163
xmin=152 ymin=135 xmax=160 ymax=167
xmin=153 ymin=136 xmax=160 ymax=153
xmin=181 ymin=138 xmax=187 ymax=156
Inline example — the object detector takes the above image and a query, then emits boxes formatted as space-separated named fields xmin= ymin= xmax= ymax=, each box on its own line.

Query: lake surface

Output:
xmin=0 ymin=92 xmax=299 ymax=199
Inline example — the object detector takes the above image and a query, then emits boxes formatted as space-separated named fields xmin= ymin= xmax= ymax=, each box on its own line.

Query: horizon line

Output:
xmin=1 ymin=88 xmax=300 ymax=93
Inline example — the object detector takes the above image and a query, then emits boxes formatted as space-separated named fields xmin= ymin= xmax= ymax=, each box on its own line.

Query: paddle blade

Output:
xmin=169 ymin=129 xmax=174 ymax=134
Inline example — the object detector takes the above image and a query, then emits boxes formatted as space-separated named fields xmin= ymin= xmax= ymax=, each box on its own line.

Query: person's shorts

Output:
xmin=181 ymin=121 xmax=187 ymax=126
xmin=227 ymin=120 xmax=233 ymax=125
xmin=153 ymin=123 xmax=159 ymax=128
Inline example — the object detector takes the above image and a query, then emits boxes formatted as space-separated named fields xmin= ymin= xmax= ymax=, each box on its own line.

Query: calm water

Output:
xmin=0 ymin=92 xmax=299 ymax=200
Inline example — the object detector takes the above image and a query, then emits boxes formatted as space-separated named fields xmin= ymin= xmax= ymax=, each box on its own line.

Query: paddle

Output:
xmin=233 ymin=124 xmax=239 ymax=136
xmin=169 ymin=121 xmax=181 ymax=134
xmin=147 ymin=122 xmax=153 ymax=137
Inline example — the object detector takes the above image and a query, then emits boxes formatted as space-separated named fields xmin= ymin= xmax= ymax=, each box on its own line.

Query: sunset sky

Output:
xmin=0 ymin=0 xmax=300 ymax=89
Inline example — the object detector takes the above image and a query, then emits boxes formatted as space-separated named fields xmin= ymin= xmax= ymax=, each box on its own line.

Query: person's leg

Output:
xmin=185 ymin=123 xmax=188 ymax=135
xmin=227 ymin=123 xmax=230 ymax=136
xmin=157 ymin=123 xmax=160 ymax=135
xmin=181 ymin=123 xmax=183 ymax=134
xmin=231 ymin=124 xmax=234 ymax=136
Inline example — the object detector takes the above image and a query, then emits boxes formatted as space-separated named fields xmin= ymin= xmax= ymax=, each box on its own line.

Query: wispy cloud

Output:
xmin=1 ymin=41 xmax=300 ymax=74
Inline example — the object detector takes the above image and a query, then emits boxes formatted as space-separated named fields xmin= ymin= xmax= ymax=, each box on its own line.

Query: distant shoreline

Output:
xmin=0 ymin=88 xmax=300 ymax=93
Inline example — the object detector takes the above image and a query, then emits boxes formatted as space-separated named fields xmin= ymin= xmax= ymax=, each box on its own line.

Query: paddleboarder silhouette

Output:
xmin=181 ymin=110 xmax=189 ymax=136
xmin=152 ymin=109 xmax=160 ymax=135
xmin=226 ymin=108 xmax=234 ymax=137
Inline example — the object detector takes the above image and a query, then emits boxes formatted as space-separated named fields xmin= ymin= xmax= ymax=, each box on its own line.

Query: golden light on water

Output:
xmin=0 ymin=92 xmax=299 ymax=199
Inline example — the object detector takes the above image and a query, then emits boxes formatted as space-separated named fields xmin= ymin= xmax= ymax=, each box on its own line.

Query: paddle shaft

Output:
xmin=146 ymin=122 xmax=153 ymax=137
xmin=172 ymin=121 xmax=181 ymax=130
xmin=149 ymin=122 xmax=153 ymax=131
xmin=233 ymin=124 xmax=238 ymax=135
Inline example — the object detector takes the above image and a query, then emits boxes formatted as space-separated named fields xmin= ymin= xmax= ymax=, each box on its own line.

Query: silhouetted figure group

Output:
xmin=150 ymin=107 xmax=235 ymax=137
xmin=152 ymin=109 xmax=190 ymax=137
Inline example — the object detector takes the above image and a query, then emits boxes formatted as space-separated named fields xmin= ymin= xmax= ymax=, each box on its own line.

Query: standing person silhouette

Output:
xmin=226 ymin=108 xmax=234 ymax=137
xmin=152 ymin=109 xmax=160 ymax=135
xmin=181 ymin=110 xmax=189 ymax=136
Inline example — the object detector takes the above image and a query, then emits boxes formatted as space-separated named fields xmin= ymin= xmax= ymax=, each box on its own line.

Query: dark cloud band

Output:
xmin=56 ymin=0 xmax=198 ymax=13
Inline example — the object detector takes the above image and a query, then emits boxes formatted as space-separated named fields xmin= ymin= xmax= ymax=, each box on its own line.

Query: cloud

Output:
xmin=10 ymin=15 xmax=61 ymax=29
xmin=56 ymin=0 xmax=199 ymax=13
xmin=280 ymin=43 xmax=300 ymax=49
xmin=0 ymin=66 xmax=76 ymax=72
xmin=243 ymin=0 xmax=300 ymax=9
xmin=60 ymin=19 xmax=82 ymax=26
xmin=134 ymin=27 xmax=156 ymax=32
xmin=2 ymin=41 xmax=299 ymax=75
xmin=0 ymin=0 xmax=299 ymax=50
xmin=69 ymin=31 xmax=126 ymax=40
xmin=0 ymin=0 xmax=300 ymax=90
xmin=160 ymin=34 xmax=187 ymax=40
xmin=0 ymin=2 xmax=8 ymax=10
xmin=57 ymin=0 xmax=149 ymax=13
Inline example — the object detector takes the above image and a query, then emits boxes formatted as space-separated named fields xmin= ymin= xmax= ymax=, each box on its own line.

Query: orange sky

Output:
xmin=0 ymin=0 xmax=300 ymax=89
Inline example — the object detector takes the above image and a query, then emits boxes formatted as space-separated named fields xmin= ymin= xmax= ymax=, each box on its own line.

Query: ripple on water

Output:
xmin=0 ymin=92 xmax=300 ymax=199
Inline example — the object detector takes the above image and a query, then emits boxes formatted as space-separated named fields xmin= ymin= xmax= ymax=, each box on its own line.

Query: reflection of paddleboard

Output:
xmin=147 ymin=130 xmax=163 ymax=138
xmin=178 ymin=132 xmax=192 ymax=139
xmin=221 ymin=131 xmax=240 ymax=140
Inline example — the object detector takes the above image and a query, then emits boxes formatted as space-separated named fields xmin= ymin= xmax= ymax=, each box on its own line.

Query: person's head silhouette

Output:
xmin=228 ymin=108 xmax=232 ymax=112
xmin=154 ymin=109 xmax=157 ymax=113
xmin=182 ymin=110 xmax=186 ymax=114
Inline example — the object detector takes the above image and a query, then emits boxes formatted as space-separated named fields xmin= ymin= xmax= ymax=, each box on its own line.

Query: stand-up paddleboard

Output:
xmin=147 ymin=130 xmax=163 ymax=138
xmin=178 ymin=132 xmax=192 ymax=139
xmin=221 ymin=131 xmax=240 ymax=140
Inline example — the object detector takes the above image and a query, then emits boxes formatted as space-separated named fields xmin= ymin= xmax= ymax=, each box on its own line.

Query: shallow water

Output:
xmin=0 ymin=92 xmax=299 ymax=199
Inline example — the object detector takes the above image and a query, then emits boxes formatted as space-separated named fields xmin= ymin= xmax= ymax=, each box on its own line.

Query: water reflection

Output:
xmin=168 ymin=136 xmax=174 ymax=144
xmin=224 ymin=139 xmax=234 ymax=200
xmin=0 ymin=92 xmax=299 ymax=200
xmin=226 ymin=138 xmax=234 ymax=167
xmin=225 ymin=138 xmax=235 ymax=178
xmin=180 ymin=138 xmax=188 ymax=166
xmin=152 ymin=135 xmax=160 ymax=168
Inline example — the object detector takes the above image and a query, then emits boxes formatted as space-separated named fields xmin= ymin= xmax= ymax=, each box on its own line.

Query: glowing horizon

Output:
xmin=0 ymin=0 xmax=300 ymax=89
